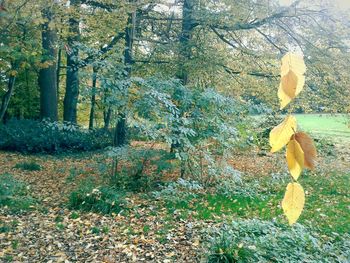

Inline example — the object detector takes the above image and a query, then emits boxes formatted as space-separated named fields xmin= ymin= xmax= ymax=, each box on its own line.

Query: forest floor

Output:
xmin=0 ymin=138 xmax=349 ymax=262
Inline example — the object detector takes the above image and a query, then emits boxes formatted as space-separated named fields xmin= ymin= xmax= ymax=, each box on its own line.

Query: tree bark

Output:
xmin=113 ymin=113 xmax=127 ymax=146
xmin=63 ymin=0 xmax=80 ymax=123
xmin=103 ymin=107 xmax=112 ymax=131
xmin=39 ymin=7 xmax=58 ymax=121
xmin=89 ymin=66 xmax=97 ymax=130
xmin=171 ymin=0 xmax=196 ymax=153
xmin=56 ymin=46 xmax=62 ymax=99
xmin=177 ymin=0 xmax=196 ymax=85
xmin=113 ymin=8 xmax=135 ymax=146
xmin=0 ymin=72 xmax=16 ymax=122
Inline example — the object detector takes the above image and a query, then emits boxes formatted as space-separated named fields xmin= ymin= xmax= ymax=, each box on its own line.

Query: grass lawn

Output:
xmin=162 ymin=172 xmax=350 ymax=236
xmin=296 ymin=114 xmax=350 ymax=142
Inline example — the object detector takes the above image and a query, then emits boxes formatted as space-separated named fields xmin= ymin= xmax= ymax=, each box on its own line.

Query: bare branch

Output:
xmin=79 ymin=32 xmax=125 ymax=68
xmin=254 ymin=28 xmax=287 ymax=54
xmin=222 ymin=65 xmax=278 ymax=79
xmin=81 ymin=0 xmax=117 ymax=11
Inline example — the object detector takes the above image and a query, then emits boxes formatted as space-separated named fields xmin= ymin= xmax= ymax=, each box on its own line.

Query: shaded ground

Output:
xmin=0 ymin=140 xmax=349 ymax=262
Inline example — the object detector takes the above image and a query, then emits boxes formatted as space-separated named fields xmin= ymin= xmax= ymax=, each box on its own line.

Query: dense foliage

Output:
xmin=206 ymin=219 xmax=350 ymax=263
xmin=0 ymin=119 xmax=112 ymax=153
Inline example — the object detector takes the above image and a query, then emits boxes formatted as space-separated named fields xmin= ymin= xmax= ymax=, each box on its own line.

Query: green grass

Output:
xmin=14 ymin=161 xmax=41 ymax=171
xmin=0 ymin=173 xmax=37 ymax=213
xmin=296 ymin=114 xmax=350 ymax=142
xmin=162 ymin=172 xmax=350 ymax=236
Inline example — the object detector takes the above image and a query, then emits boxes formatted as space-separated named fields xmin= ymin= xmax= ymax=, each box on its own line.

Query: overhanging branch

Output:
xmin=222 ymin=65 xmax=278 ymax=79
xmin=79 ymin=32 xmax=125 ymax=68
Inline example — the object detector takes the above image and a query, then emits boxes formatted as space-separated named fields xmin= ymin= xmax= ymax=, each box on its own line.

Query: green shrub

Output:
xmin=14 ymin=161 xmax=41 ymax=171
xmin=107 ymin=146 xmax=173 ymax=192
xmin=0 ymin=173 xmax=36 ymax=213
xmin=68 ymin=177 xmax=125 ymax=214
xmin=152 ymin=178 xmax=203 ymax=204
xmin=206 ymin=219 xmax=350 ymax=263
xmin=0 ymin=119 xmax=112 ymax=153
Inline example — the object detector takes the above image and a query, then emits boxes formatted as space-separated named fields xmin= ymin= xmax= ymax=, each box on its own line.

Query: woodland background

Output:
xmin=0 ymin=0 xmax=349 ymax=262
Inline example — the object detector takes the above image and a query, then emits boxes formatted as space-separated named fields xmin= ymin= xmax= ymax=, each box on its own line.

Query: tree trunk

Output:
xmin=89 ymin=66 xmax=97 ymax=130
xmin=177 ymin=0 xmax=195 ymax=85
xmin=113 ymin=113 xmax=127 ymax=146
xmin=0 ymin=72 xmax=16 ymax=122
xmin=56 ymin=46 xmax=62 ymax=99
xmin=63 ymin=0 xmax=80 ymax=123
xmin=113 ymin=8 xmax=135 ymax=146
xmin=171 ymin=0 xmax=196 ymax=153
xmin=39 ymin=7 xmax=58 ymax=121
xmin=103 ymin=107 xmax=112 ymax=131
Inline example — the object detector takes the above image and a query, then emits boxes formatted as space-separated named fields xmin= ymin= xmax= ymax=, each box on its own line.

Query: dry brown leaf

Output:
xmin=294 ymin=132 xmax=317 ymax=169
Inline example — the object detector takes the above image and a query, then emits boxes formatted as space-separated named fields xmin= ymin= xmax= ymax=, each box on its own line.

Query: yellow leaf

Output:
xmin=281 ymin=70 xmax=298 ymax=98
xmin=278 ymin=53 xmax=306 ymax=109
xmin=278 ymin=73 xmax=305 ymax=109
xmin=286 ymin=138 xmax=304 ymax=180
xmin=294 ymin=132 xmax=317 ymax=170
xmin=282 ymin=182 xmax=305 ymax=225
xmin=269 ymin=115 xmax=297 ymax=153
xmin=277 ymin=86 xmax=292 ymax=110
xmin=281 ymin=52 xmax=306 ymax=77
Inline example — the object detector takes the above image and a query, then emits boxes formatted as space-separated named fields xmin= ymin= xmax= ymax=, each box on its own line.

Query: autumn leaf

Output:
xmin=282 ymin=182 xmax=305 ymax=225
xmin=278 ymin=53 xmax=306 ymax=109
xmin=281 ymin=70 xmax=298 ymax=98
xmin=286 ymin=138 xmax=304 ymax=180
xmin=278 ymin=73 xmax=305 ymax=109
xmin=294 ymin=132 xmax=317 ymax=169
xmin=269 ymin=115 xmax=297 ymax=153
xmin=281 ymin=52 xmax=306 ymax=77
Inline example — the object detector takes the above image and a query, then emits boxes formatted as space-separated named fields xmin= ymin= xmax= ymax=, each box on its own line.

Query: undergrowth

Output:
xmin=0 ymin=173 xmax=37 ymax=213
xmin=206 ymin=219 xmax=350 ymax=263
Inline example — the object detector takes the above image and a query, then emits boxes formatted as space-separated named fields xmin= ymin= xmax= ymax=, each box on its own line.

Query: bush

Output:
xmin=0 ymin=173 xmax=37 ymax=213
xmin=0 ymin=119 xmax=112 ymax=153
xmin=106 ymin=146 xmax=175 ymax=192
xmin=14 ymin=161 xmax=41 ymax=171
xmin=206 ymin=219 xmax=350 ymax=263
xmin=152 ymin=178 xmax=203 ymax=203
xmin=68 ymin=177 xmax=125 ymax=214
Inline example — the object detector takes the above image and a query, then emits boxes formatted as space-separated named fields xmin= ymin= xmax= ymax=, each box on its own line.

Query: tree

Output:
xmin=88 ymin=66 xmax=98 ymax=129
xmin=0 ymin=66 xmax=17 ymax=122
xmin=176 ymin=0 xmax=196 ymax=85
xmin=114 ymin=6 xmax=135 ymax=146
xmin=63 ymin=0 xmax=81 ymax=123
xmin=0 ymin=0 xmax=41 ymax=122
xmin=38 ymin=5 xmax=58 ymax=121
